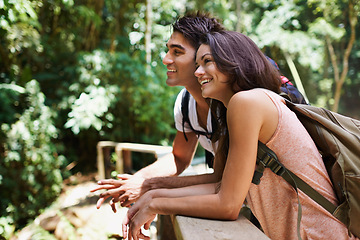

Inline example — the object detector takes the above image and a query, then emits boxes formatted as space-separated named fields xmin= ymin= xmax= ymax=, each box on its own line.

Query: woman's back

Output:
xmin=246 ymin=89 xmax=356 ymax=240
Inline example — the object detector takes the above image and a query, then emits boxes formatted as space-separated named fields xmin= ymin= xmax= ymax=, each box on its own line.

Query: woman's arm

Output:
xmin=147 ymin=92 xmax=269 ymax=219
xmin=122 ymin=182 xmax=218 ymax=239
xmin=125 ymin=91 xmax=279 ymax=239
xmin=91 ymin=131 xmax=219 ymax=209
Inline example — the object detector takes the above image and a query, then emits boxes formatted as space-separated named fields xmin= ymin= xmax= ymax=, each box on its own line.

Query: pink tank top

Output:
xmin=246 ymin=89 xmax=358 ymax=240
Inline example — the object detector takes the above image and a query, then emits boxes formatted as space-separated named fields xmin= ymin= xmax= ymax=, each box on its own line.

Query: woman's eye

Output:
xmin=204 ymin=58 xmax=211 ymax=64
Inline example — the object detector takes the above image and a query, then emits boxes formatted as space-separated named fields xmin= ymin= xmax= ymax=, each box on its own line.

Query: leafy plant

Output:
xmin=0 ymin=80 xmax=65 ymax=235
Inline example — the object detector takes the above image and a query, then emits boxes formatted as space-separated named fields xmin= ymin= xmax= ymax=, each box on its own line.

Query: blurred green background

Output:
xmin=0 ymin=0 xmax=359 ymax=238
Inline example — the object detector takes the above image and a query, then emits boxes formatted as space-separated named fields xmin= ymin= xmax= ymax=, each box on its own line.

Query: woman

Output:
xmin=123 ymin=31 xmax=357 ymax=240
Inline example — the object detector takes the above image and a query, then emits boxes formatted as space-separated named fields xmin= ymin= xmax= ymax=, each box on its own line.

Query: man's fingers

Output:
xmin=117 ymin=193 xmax=130 ymax=204
xmin=121 ymin=198 xmax=135 ymax=208
xmin=117 ymin=174 xmax=132 ymax=180
xmin=96 ymin=197 xmax=108 ymax=209
xmin=90 ymin=184 xmax=118 ymax=192
xmin=109 ymin=199 xmax=117 ymax=213
xmin=122 ymin=202 xmax=132 ymax=208
xmin=89 ymin=186 xmax=103 ymax=192
xmin=99 ymin=188 xmax=125 ymax=198
xmin=97 ymin=179 xmax=125 ymax=186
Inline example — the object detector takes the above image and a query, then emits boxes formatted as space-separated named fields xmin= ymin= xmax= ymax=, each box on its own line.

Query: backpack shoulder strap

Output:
xmin=255 ymin=141 xmax=339 ymax=240
xmin=181 ymin=90 xmax=191 ymax=141
xmin=255 ymin=141 xmax=338 ymax=214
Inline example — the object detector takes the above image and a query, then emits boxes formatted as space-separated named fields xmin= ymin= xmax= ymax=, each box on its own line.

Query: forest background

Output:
xmin=0 ymin=0 xmax=359 ymax=238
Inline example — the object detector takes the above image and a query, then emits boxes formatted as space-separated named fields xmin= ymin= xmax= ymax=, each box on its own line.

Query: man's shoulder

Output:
xmin=174 ymin=88 xmax=192 ymax=122
xmin=175 ymin=88 xmax=196 ymax=110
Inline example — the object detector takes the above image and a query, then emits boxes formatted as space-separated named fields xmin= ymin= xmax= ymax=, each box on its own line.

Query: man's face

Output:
xmin=162 ymin=31 xmax=198 ymax=88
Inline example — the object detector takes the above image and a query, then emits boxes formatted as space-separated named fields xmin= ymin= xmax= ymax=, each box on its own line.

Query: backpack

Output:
xmin=253 ymin=99 xmax=360 ymax=238
xmin=267 ymin=56 xmax=307 ymax=104
xmin=280 ymin=76 xmax=307 ymax=104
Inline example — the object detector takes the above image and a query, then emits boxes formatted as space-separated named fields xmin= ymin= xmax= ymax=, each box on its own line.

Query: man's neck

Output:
xmin=185 ymin=84 xmax=208 ymax=110
xmin=185 ymin=84 xmax=210 ymax=130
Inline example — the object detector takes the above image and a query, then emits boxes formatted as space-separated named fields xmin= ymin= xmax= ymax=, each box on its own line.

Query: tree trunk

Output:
xmin=145 ymin=0 xmax=152 ymax=69
xmin=235 ymin=0 xmax=242 ymax=33
xmin=331 ymin=1 xmax=357 ymax=112
xmin=85 ymin=0 xmax=104 ymax=51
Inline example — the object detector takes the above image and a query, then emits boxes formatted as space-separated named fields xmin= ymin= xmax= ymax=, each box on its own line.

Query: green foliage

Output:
xmin=0 ymin=80 xmax=65 ymax=234
xmin=252 ymin=0 xmax=324 ymax=70
xmin=63 ymin=49 xmax=178 ymax=143
xmin=0 ymin=0 xmax=360 ymax=235
xmin=0 ymin=84 xmax=25 ymax=124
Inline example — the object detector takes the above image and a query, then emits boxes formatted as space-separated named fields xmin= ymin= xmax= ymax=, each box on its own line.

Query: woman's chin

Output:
xmin=201 ymin=91 xmax=209 ymax=98
xmin=202 ymin=93 xmax=215 ymax=100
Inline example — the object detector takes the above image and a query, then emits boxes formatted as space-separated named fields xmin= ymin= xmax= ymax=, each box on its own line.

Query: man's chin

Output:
xmin=165 ymin=79 xmax=179 ymax=87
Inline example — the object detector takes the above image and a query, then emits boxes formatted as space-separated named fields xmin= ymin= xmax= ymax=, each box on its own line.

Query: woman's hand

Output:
xmin=122 ymin=190 xmax=157 ymax=240
xmin=123 ymin=205 xmax=156 ymax=240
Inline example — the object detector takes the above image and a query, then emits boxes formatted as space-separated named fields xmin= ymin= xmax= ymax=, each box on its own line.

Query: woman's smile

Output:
xmin=200 ymin=78 xmax=213 ymax=86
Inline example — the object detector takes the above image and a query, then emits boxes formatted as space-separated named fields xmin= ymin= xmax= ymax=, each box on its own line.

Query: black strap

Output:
xmin=181 ymin=90 xmax=191 ymax=141
xmin=205 ymin=149 xmax=214 ymax=168
xmin=255 ymin=141 xmax=338 ymax=214
xmin=181 ymin=90 xmax=213 ymax=141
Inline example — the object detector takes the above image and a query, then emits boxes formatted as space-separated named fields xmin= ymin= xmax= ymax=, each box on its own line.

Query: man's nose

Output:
xmin=162 ymin=52 xmax=173 ymax=65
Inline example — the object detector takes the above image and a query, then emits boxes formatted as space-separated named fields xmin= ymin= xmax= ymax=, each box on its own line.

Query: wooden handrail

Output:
xmin=96 ymin=141 xmax=173 ymax=179
xmin=170 ymin=214 xmax=270 ymax=240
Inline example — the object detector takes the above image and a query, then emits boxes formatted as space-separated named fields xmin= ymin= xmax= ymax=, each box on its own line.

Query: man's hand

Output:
xmin=112 ymin=174 xmax=147 ymax=207
xmin=90 ymin=174 xmax=147 ymax=211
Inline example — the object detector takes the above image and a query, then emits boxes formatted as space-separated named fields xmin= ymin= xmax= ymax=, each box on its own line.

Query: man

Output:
xmin=91 ymin=12 xmax=225 ymax=210
xmin=91 ymin=12 xmax=307 ymax=211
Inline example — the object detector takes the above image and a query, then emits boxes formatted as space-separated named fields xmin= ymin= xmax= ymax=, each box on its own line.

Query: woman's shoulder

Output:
xmin=227 ymin=89 xmax=278 ymax=123
xmin=228 ymin=89 xmax=271 ymax=110
xmin=227 ymin=89 xmax=279 ymax=143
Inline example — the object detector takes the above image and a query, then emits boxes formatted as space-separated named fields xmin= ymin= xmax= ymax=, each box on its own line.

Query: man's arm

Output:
xmin=134 ymin=130 xmax=199 ymax=179
xmin=92 ymin=130 xmax=203 ymax=208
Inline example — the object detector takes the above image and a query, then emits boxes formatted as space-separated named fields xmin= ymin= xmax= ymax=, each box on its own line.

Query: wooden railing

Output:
xmin=96 ymin=141 xmax=173 ymax=179
xmin=96 ymin=141 xmax=270 ymax=239
xmin=170 ymin=214 xmax=270 ymax=240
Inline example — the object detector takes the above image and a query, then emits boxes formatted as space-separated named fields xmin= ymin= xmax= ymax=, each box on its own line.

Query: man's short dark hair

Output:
xmin=172 ymin=12 xmax=225 ymax=50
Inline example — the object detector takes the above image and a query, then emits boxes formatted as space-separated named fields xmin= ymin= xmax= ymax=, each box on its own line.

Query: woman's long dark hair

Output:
xmin=202 ymin=31 xmax=282 ymax=173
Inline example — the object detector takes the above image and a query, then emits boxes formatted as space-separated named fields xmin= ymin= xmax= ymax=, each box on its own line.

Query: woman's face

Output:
xmin=195 ymin=44 xmax=234 ymax=104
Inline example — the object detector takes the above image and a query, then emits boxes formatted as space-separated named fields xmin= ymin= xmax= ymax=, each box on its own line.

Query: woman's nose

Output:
xmin=194 ymin=65 xmax=205 ymax=78
xmin=162 ymin=51 xmax=173 ymax=65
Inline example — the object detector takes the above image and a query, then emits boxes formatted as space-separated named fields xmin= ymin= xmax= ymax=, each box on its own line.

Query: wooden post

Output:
xmin=97 ymin=143 xmax=105 ymax=179
xmin=103 ymin=147 xmax=113 ymax=178
xmin=115 ymin=147 xmax=124 ymax=174
xmin=96 ymin=141 xmax=118 ymax=179
xmin=122 ymin=150 xmax=132 ymax=173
